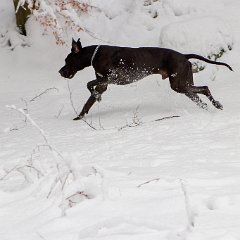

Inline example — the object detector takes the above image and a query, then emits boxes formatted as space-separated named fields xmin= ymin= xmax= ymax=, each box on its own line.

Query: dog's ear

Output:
xmin=72 ymin=38 xmax=82 ymax=53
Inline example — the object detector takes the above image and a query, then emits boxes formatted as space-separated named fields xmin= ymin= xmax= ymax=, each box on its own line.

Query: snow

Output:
xmin=1 ymin=0 xmax=240 ymax=240
xmin=160 ymin=17 xmax=233 ymax=57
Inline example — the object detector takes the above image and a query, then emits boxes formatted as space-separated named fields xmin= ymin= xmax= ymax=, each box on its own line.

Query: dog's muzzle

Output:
xmin=59 ymin=68 xmax=65 ymax=77
xmin=59 ymin=67 xmax=75 ymax=79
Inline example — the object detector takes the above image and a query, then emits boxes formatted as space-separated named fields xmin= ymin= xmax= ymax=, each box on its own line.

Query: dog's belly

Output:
xmin=107 ymin=68 xmax=151 ymax=85
xmin=108 ymin=77 xmax=139 ymax=85
xmin=107 ymin=69 xmax=169 ymax=84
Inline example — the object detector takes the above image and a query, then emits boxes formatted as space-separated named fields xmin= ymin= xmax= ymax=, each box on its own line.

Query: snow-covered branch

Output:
xmin=17 ymin=0 xmax=92 ymax=44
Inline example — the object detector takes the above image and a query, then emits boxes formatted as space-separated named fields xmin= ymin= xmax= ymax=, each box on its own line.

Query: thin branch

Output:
xmin=21 ymin=98 xmax=29 ymax=112
xmin=6 ymin=105 xmax=51 ymax=146
xmin=6 ymin=105 xmax=73 ymax=201
xmin=137 ymin=178 xmax=160 ymax=188
xmin=55 ymin=105 xmax=64 ymax=118
xmin=36 ymin=232 xmax=48 ymax=240
xmin=179 ymin=179 xmax=195 ymax=229
xmin=67 ymin=81 xmax=78 ymax=115
xmin=81 ymin=117 xmax=97 ymax=130
xmin=47 ymin=176 xmax=59 ymax=199
xmin=66 ymin=191 xmax=90 ymax=201
xmin=155 ymin=115 xmax=180 ymax=121
xmin=30 ymin=87 xmax=59 ymax=102
xmin=119 ymin=106 xmax=142 ymax=131
xmin=0 ymin=166 xmax=18 ymax=180
xmin=66 ymin=81 xmax=98 ymax=130
xmin=19 ymin=165 xmax=44 ymax=178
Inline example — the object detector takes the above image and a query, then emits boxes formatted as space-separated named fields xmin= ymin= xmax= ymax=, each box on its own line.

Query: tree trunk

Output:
xmin=13 ymin=0 xmax=31 ymax=36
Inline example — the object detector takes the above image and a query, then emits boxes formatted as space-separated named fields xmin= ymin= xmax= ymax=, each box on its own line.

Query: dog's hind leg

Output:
xmin=184 ymin=63 xmax=223 ymax=109
xmin=188 ymin=86 xmax=223 ymax=110
xmin=184 ymin=91 xmax=208 ymax=109
xmin=169 ymin=64 xmax=208 ymax=110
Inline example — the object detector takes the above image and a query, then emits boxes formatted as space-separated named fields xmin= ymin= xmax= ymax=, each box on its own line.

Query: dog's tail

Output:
xmin=185 ymin=54 xmax=233 ymax=71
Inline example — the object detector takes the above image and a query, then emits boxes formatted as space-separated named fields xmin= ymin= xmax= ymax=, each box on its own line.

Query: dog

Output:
xmin=59 ymin=38 xmax=232 ymax=120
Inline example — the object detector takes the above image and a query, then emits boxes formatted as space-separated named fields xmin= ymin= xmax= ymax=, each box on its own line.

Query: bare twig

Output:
xmin=67 ymin=81 xmax=78 ymax=115
xmin=66 ymin=191 xmax=90 ymax=201
xmin=179 ymin=179 xmax=195 ymax=229
xmin=6 ymin=105 xmax=65 ymax=161
xmin=30 ymin=87 xmax=59 ymax=102
xmin=55 ymin=104 xmax=64 ymax=118
xmin=6 ymin=105 xmax=73 ymax=203
xmin=65 ymin=191 xmax=91 ymax=208
xmin=18 ymin=165 xmax=44 ymax=178
xmin=137 ymin=178 xmax=160 ymax=188
xmin=81 ymin=117 xmax=98 ymax=130
xmin=83 ymin=27 xmax=113 ymax=44
xmin=155 ymin=115 xmax=180 ymax=121
xmin=47 ymin=176 xmax=59 ymax=199
xmin=9 ymin=127 xmax=20 ymax=131
xmin=0 ymin=166 xmax=18 ymax=180
xmin=66 ymin=80 xmax=98 ymax=130
xmin=21 ymin=98 xmax=29 ymax=113
xmin=36 ymin=232 xmax=48 ymax=240
xmin=119 ymin=106 xmax=142 ymax=131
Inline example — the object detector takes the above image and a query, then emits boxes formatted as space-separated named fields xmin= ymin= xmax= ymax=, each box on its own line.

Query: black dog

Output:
xmin=59 ymin=39 xmax=232 ymax=120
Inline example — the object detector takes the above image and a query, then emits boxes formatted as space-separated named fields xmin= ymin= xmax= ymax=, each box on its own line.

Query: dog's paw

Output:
xmin=202 ymin=103 xmax=208 ymax=109
xmin=198 ymin=102 xmax=208 ymax=110
xmin=213 ymin=101 xmax=223 ymax=110
xmin=73 ymin=115 xmax=83 ymax=121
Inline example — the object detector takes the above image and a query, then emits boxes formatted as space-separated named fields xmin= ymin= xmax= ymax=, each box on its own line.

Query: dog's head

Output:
xmin=59 ymin=38 xmax=83 ymax=79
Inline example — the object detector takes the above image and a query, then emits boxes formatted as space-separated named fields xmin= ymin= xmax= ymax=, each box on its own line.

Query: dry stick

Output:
xmin=179 ymin=179 xmax=195 ymax=229
xmin=19 ymin=165 xmax=44 ymax=178
xmin=30 ymin=87 xmax=59 ymax=102
xmin=67 ymin=80 xmax=78 ymax=115
xmin=17 ymin=167 xmax=32 ymax=183
xmin=137 ymin=178 xmax=161 ymax=188
xmin=66 ymin=80 xmax=97 ymax=130
xmin=155 ymin=115 xmax=180 ymax=121
xmin=118 ymin=106 xmax=142 ymax=131
xmin=66 ymin=191 xmax=90 ymax=208
xmin=6 ymin=106 xmax=66 ymax=165
xmin=6 ymin=106 xmax=51 ymax=150
xmin=0 ymin=147 xmax=42 ymax=181
xmin=36 ymin=232 xmax=48 ymax=240
xmin=21 ymin=98 xmax=29 ymax=113
xmin=6 ymin=105 xmax=73 ymax=201
xmin=0 ymin=166 xmax=18 ymax=180
xmin=66 ymin=191 xmax=90 ymax=201
xmin=84 ymin=28 xmax=113 ymax=44
xmin=55 ymin=104 xmax=64 ymax=118
xmin=118 ymin=104 xmax=180 ymax=130
xmin=47 ymin=176 xmax=59 ymax=199
xmin=0 ymin=164 xmax=41 ymax=182
xmin=21 ymin=98 xmax=29 ymax=124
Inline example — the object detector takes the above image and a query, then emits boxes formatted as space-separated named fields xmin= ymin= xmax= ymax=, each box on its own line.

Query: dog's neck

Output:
xmin=91 ymin=45 xmax=100 ymax=66
xmin=80 ymin=45 xmax=99 ymax=68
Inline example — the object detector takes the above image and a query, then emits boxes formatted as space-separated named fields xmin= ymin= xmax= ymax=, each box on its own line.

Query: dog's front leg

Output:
xmin=87 ymin=79 xmax=99 ymax=94
xmin=87 ymin=79 xmax=108 ymax=102
xmin=74 ymin=82 xmax=108 ymax=120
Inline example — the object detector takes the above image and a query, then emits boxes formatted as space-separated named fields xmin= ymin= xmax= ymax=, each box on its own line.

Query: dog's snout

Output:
xmin=59 ymin=68 xmax=64 ymax=76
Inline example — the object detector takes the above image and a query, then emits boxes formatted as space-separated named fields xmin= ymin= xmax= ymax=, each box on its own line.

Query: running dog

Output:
xmin=59 ymin=39 xmax=232 ymax=120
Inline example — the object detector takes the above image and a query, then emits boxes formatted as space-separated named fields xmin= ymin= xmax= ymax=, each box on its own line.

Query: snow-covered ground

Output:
xmin=1 ymin=0 xmax=240 ymax=239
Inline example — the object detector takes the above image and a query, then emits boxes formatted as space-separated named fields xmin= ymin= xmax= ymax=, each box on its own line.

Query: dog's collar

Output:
xmin=91 ymin=45 xmax=100 ymax=66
